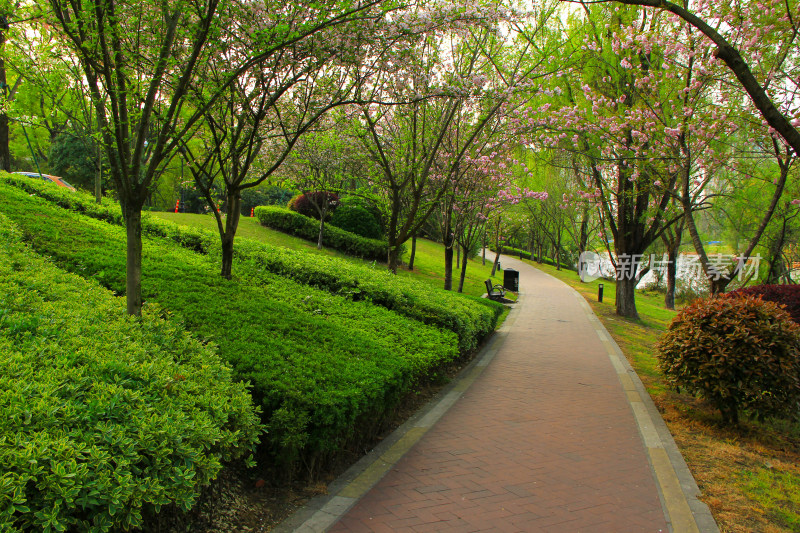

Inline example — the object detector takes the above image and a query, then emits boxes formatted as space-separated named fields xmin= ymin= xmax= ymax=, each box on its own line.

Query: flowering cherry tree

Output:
xmin=597 ymin=0 xmax=800 ymax=157
xmin=42 ymin=0 xmax=394 ymax=313
xmin=355 ymin=0 xmax=557 ymax=273
xmin=528 ymin=3 xmax=727 ymax=317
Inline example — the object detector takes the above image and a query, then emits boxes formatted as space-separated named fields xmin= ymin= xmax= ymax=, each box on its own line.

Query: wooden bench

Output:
xmin=484 ymin=279 xmax=506 ymax=301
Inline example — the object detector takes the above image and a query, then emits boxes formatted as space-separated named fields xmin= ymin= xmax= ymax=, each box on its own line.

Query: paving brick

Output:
xmin=329 ymin=257 xmax=670 ymax=532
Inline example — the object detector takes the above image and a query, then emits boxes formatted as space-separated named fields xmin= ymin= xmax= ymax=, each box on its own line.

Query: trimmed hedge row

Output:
xmin=0 ymin=213 xmax=262 ymax=532
xmin=3 ymin=176 xmax=502 ymax=352
xmin=0 ymin=182 xmax=460 ymax=472
xmin=494 ymin=245 xmax=532 ymax=260
xmin=1 ymin=174 xmax=215 ymax=254
xmin=255 ymin=206 xmax=388 ymax=261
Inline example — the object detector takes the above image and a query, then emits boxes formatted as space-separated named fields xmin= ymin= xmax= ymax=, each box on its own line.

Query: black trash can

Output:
xmin=503 ymin=268 xmax=519 ymax=292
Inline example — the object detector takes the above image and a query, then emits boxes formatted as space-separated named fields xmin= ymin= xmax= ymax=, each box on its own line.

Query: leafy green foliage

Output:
xmin=255 ymin=206 xmax=389 ymax=261
xmin=0 ymin=213 xmax=262 ymax=532
xmin=240 ymin=186 xmax=296 ymax=214
xmin=0 ymin=180 xmax=471 ymax=474
xmin=48 ymin=133 xmax=105 ymax=193
xmin=329 ymin=204 xmax=383 ymax=239
xmin=490 ymin=246 xmax=572 ymax=270
xmin=494 ymin=245 xmax=531 ymax=260
xmin=658 ymin=296 xmax=800 ymax=425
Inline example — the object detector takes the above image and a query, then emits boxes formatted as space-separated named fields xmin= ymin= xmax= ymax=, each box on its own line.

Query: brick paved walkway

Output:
xmin=281 ymin=255 xmax=716 ymax=533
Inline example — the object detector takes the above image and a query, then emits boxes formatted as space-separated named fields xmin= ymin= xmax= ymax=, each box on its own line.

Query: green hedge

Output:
xmin=255 ymin=206 xmax=389 ymax=261
xmin=0 ymin=213 xmax=262 ymax=532
xmin=3 ymin=176 xmax=502 ymax=352
xmin=0 ymin=182 xmax=461 ymax=472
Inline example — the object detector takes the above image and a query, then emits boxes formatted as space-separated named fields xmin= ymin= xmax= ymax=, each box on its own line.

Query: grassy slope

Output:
xmin=529 ymin=260 xmax=800 ymax=533
xmin=1 ymin=186 xmax=491 ymax=471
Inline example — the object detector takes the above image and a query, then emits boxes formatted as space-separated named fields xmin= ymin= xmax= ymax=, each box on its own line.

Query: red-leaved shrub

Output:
xmin=727 ymin=284 xmax=800 ymax=324
xmin=287 ymin=191 xmax=339 ymax=220
xmin=657 ymin=295 xmax=800 ymax=425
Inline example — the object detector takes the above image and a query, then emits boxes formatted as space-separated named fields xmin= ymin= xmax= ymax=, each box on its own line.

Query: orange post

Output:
xmin=174 ymin=200 xmax=179 ymax=213
xmin=251 ymin=207 xmax=255 ymax=217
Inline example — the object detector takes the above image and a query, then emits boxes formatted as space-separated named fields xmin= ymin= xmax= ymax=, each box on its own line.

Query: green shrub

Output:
xmin=255 ymin=206 xmax=389 ymax=261
xmin=0 ymin=213 xmax=262 ymax=532
xmin=657 ymin=296 xmax=800 ymax=425
xmin=0 ymin=183 xmax=462 ymax=474
xmin=490 ymin=245 xmax=576 ymax=271
xmin=329 ymin=204 xmax=383 ymax=240
xmin=1 ymin=175 xmax=500 ymax=354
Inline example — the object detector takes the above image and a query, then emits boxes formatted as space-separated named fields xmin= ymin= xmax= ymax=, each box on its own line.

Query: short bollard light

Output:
xmin=598 ymin=283 xmax=604 ymax=303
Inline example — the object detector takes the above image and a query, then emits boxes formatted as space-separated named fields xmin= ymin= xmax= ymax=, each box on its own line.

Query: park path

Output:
xmin=279 ymin=254 xmax=717 ymax=533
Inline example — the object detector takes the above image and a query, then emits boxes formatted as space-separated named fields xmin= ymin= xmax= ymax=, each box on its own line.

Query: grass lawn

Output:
xmin=154 ymin=212 xmax=349 ymax=259
xmin=395 ymin=239 xmax=505 ymax=299
xmin=528 ymin=259 xmax=800 ymax=533
xmin=152 ymin=212 xmax=505 ymax=300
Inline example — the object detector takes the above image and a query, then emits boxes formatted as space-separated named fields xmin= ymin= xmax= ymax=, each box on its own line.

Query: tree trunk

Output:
xmin=458 ymin=244 xmax=468 ymax=293
xmin=482 ymin=230 xmax=487 ymax=266
xmin=443 ymin=210 xmax=453 ymax=291
xmin=443 ymin=245 xmax=454 ymax=291
xmin=555 ymin=232 xmax=562 ymax=271
xmin=0 ymin=113 xmax=9 ymax=172
xmin=408 ymin=234 xmax=417 ymax=270
xmin=317 ymin=208 xmax=326 ymax=250
xmin=665 ymin=249 xmax=677 ymax=310
xmin=95 ymin=145 xmax=103 ymax=203
xmin=491 ymin=248 xmax=501 ymax=277
xmin=766 ymin=218 xmax=789 ymax=284
xmin=387 ymin=243 xmax=401 ymax=274
xmin=220 ymin=193 xmax=242 ymax=279
xmin=0 ymin=27 xmax=10 ymax=172
xmin=616 ymin=276 xmax=639 ymax=319
xmin=579 ymin=208 xmax=590 ymax=257
xmin=123 ymin=206 xmax=143 ymax=316
xmin=456 ymin=246 xmax=460 ymax=270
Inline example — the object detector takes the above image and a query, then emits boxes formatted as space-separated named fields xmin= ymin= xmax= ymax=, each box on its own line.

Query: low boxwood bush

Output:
xmin=0 ymin=183 xmax=461 ymax=473
xmin=237 ymin=243 xmax=500 ymax=352
xmin=728 ymin=284 xmax=800 ymax=324
xmin=0 ymin=213 xmax=262 ymax=532
xmin=255 ymin=206 xmax=388 ymax=261
xmin=657 ymin=295 xmax=800 ymax=425
xmin=0 ymin=173 xmax=215 ymax=254
xmin=1 ymin=175 xmax=501 ymax=354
